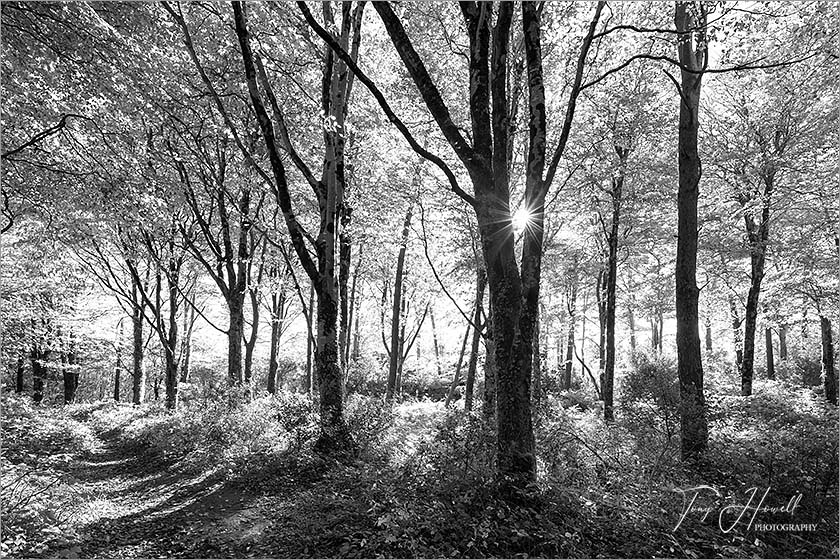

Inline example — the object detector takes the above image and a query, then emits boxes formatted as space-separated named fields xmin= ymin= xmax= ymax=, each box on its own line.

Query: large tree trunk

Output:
xmin=312 ymin=281 xmax=353 ymax=453
xmin=674 ymin=2 xmax=708 ymax=459
xmin=464 ymin=270 xmax=486 ymax=412
xmin=821 ymin=316 xmax=836 ymax=405
xmin=765 ymin=327 xmax=775 ymax=380
xmin=386 ymin=203 xmax=413 ymax=400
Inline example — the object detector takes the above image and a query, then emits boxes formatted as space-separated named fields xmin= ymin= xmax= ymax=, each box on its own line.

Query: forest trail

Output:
xmin=69 ymin=426 xmax=263 ymax=558
xmin=66 ymin=401 xmax=445 ymax=558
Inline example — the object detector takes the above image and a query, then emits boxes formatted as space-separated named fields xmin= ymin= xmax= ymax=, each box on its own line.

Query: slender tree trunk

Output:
xmin=346 ymin=246 xmax=362 ymax=365
xmin=244 ymin=289 xmax=260 ymax=389
xmin=602 ymin=146 xmax=626 ymax=422
xmin=765 ymin=327 xmax=775 ymax=380
xmin=564 ymin=284 xmax=577 ymax=390
xmin=338 ymin=231 xmax=351 ymax=371
xmin=352 ymin=300 xmax=361 ymax=361
xmin=779 ymin=324 xmax=788 ymax=361
xmin=674 ymin=2 xmax=708 ymax=458
xmin=741 ymin=276 xmax=763 ymax=395
xmin=483 ymin=315 xmax=496 ymax=420
xmin=131 ymin=312 xmax=145 ymax=405
xmin=164 ymin=257 xmax=180 ymax=411
xmin=114 ymin=322 xmax=123 ymax=402
xmin=705 ymin=317 xmax=713 ymax=353
xmin=386 ymin=204 xmax=413 ymax=400
xmin=228 ymin=297 xmax=245 ymax=387
xmin=180 ymin=303 xmax=195 ymax=383
xmin=465 ymin=270 xmax=486 ymax=412
xmin=445 ymin=313 xmax=472 ymax=408
xmin=430 ymin=308 xmax=443 ymax=379
xmin=15 ymin=353 xmax=24 ymax=393
xmin=268 ymin=286 xmax=285 ymax=393
xmin=531 ymin=307 xmax=542 ymax=407
xmin=729 ymin=296 xmax=743 ymax=370
xmin=306 ymin=285 xmax=315 ymax=394
xmin=628 ymin=305 xmax=637 ymax=355
xmin=597 ymin=268 xmax=606 ymax=377
xmin=820 ymin=316 xmax=836 ymax=405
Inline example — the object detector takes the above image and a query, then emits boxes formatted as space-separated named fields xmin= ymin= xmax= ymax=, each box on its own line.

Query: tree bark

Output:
xmin=482 ymin=314 xmax=496 ymax=420
xmin=227 ymin=298 xmax=245 ymax=387
xmin=779 ymin=324 xmax=788 ymax=361
xmin=465 ymin=270 xmax=486 ymax=412
xmin=564 ymin=287 xmax=576 ymax=390
xmin=821 ymin=316 xmax=836 ymax=405
xmin=180 ymin=303 xmax=194 ymax=383
xmin=531 ymin=306 xmax=542 ymax=407
xmin=729 ymin=296 xmax=743 ymax=370
xmin=602 ymin=144 xmax=628 ymax=422
xmin=114 ymin=322 xmax=123 ymax=402
xmin=674 ymin=2 xmax=708 ymax=458
xmin=765 ymin=327 xmax=775 ymax=380
xmin=386 ymin=203 xmax=413 ymax=400
xmin=445 ymin=312 xmax=472 ymax=408
xmin=430 ymin=308 xmax=443 ymax=379
xmin=131 ymin=311 xmax=145 ymax=405
xmin=305 ymin=285 xmax=315 ymax=394
xmin=705 ymin=317 xmax=713 ymax=353
xmin=15 ymin=353 xmax=24 ymax=393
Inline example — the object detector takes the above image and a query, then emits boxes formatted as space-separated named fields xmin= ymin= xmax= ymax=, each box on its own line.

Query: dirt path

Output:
xmin=68 ymin=427 xmax=274 ymax=558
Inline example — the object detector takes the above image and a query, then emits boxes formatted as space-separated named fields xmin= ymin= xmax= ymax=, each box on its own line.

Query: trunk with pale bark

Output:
xmin=779 ymin=324 xmax=788 ymax=360
xmin=729 ymin=296 xmax=743 ymax=370
xmin=445 ymin=315 xmax=471 ymax=408
xmin=386 ymin=203 xmax=413 ymax=400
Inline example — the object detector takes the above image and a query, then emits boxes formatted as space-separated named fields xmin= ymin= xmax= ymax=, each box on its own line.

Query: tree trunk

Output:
xmin=180 ymin=303 xmax=195 ymax=383
xmin=268 ymin=284 xmax=285 ymax=394
xmin=244 ymin=292 xmax=260 ymax=390
xmin=338 ymin=231 xmax=351 ymax=370
xmin=597 ymin=268 xmax=606 ymax=377
xmin=465 ymin=270 xmax=486 ymax=412
xmin=346 ymin=245 xmax=362 ymax=365
xmin=729 ymin=296 xmax=743 ymax=370
xmin=740 ymin=273 xmax=763 ymax=395
xmin=674 ymin=2 xmax=708 ymax=458
xmin=305 ymin=285 xmax=315 ymax=394
xmin=564 ymin=285 xmax=577 ymax=390
xmin=445 ymin=313 xmax=472 ymax=408
xmin=114 ymin=322 xmax=123 ymax=402
xmin=228 ymin=298 xmax=245 ymax=387
xmin=164 ymin=256 xmax=180 ymax=411
xmin=15 ymin=353 xmax=24 ymax=393
xmin=482 ymin=315 xmax=496 ymax=420
xmin=312 ymin=281 xmax=353 ymax=453
xmin=779 ymin=324 xmax=788 ymax=360
xmin=765 ymin=327 xmax=775 ymax=380
xmin=821 ymin=316 xmax=836 ymax=405
xmin=602 ymin=145 xmax=627 ymax=422
xmin=705 ymin=317 xmax=713 ymax=353
xmin=532 ymin=304 xmax=542 ymax=407
xmin=628 ymin=305 xmax=637 ymax=355
xmin=430 ymin=308 xmax=443 ymax=379
xmin=386 ymin=203 xmax=413 ymax=400
xmin=131 ymin=312 xmax=145 ymax=405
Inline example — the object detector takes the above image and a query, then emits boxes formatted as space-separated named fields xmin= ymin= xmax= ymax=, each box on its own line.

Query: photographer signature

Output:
xmin=672 ymin=485 xmax=803 ymax=532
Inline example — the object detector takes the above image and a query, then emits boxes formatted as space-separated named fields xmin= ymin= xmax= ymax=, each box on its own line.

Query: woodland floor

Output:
xmin=50 ymin=402 xmax=441 ymax=559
